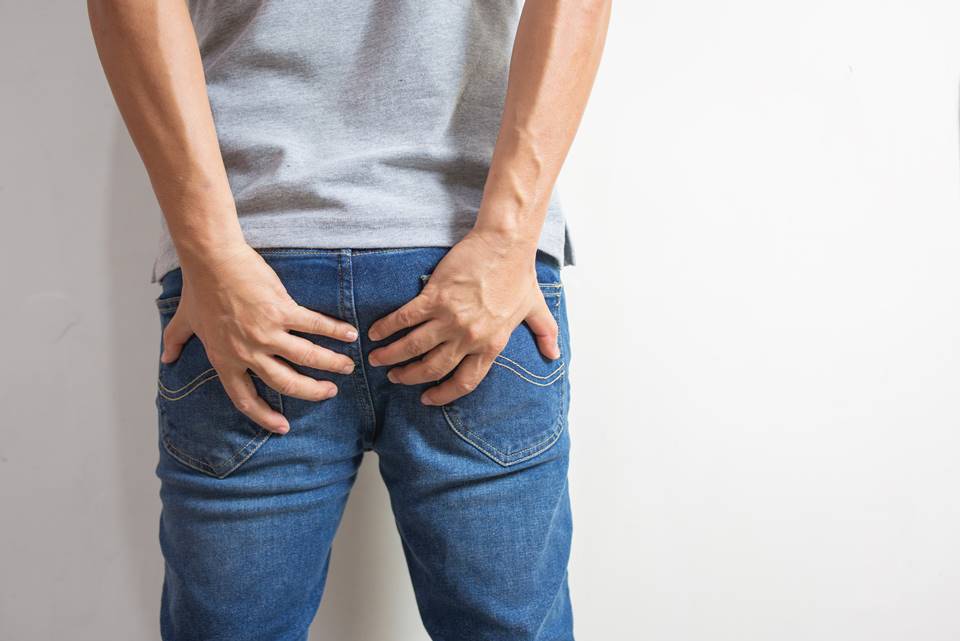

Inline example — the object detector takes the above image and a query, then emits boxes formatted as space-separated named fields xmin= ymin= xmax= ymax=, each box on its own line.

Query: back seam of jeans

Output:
xmin=339 ymin=250 xmax=379 ymax=445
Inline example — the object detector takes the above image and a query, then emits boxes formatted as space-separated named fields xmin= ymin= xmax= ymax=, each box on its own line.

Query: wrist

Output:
xmin=468 ymin=225 xmax=539 ymax=261
xmin=175 ymin=233 xmax=250 ymax=275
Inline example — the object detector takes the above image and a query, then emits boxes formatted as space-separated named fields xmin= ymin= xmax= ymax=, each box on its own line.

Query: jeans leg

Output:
xmin=154 ymin=251 xmax=368 ymax=641
xmin=377 ymin=429 xmax=574 ymax=641
xmin=355 ymin=248 xmax=576 ymax=641
xmin=157 ymin=438 xmax=362 ymax=641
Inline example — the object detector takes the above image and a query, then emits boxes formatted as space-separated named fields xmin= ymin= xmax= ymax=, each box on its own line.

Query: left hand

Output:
xmin=367 ymin=230 xmax=561 ymax=405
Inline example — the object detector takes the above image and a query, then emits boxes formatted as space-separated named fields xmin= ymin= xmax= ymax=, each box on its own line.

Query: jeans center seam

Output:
xmin=339 ymin=251 xmax=378 ymax=443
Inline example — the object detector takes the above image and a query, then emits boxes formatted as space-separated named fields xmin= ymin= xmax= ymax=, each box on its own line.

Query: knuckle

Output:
xmin=404 ymin=337 xmax=424 ymax=356
xmin=311 ymin=316 xmax=332 ymax=334
xmin=434 ymin=290 xmax=454 ymax=309
xmin=463 ymin=324 xmax=485 ymax=343
xmin=233 ymin=397 xmax=255 ymax=415
xmin=422 ymin=364 xmax=444 ymax=380
xmin=262 ymin=304 xmax=286 ymax=325
xmin=455 ymin=379 xmax=476 ymax=393
xmin=277 ymin=377 xmax=300 ymax=397
xmin=247 ymin=328 xmax=272 ymax=348
xmin=298 ymin=346 xmax=318 ymax=367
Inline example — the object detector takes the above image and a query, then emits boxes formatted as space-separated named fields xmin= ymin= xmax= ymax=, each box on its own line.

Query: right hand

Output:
xmin=160 ymin=243 xmax=358 ymax=433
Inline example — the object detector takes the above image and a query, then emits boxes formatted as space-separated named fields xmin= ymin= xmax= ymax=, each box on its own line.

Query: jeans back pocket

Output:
xmin=155 ymin=296 xmax=282 ymax=479
xmin=420 ymin=276 xmax=568 ymax=467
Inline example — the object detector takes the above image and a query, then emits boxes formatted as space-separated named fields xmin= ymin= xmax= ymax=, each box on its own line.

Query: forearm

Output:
xmin=87 ymin=0 xmax=245 ymax=268
xmin=474 ymin=0 xmax=611 ymax=254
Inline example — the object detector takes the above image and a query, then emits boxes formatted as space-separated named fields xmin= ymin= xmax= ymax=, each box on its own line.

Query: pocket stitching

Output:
xmin=489 ymin=287 xmax=565 ymax=384
xmin=441 ymin=284 xmax=567 ymax=466
xmin=492 ymin=355 xmax=565 ymax=384
xmin=157 ymin=373 xmax=282 ymax=479
xmin=418 ymin=272 xmax=567 ymax=465
xmin=440 ymin=379 xmax=567 ymax=467
xmin=161 ymin=427 xmax=272 ymax=479
xmin=157 ymin=367 xmax=219 ymax=400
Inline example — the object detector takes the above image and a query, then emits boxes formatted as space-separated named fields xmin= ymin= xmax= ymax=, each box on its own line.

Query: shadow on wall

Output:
xmin=104 ymin=120 xmax=416 ymax=641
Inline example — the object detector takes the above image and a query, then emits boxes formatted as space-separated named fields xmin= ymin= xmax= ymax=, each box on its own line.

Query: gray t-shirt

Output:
xmin=151 ymin=0 xmax=575 ymax=282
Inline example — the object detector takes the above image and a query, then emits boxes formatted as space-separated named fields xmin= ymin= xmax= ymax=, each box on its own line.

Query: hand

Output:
xmin=160 ymin=243 xmax=359 ymax=433
xmin=367 ymin=230 xmax=560 ymax=406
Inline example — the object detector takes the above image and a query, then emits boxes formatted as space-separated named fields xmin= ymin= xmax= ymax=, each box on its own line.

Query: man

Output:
xmin=89 ymin=1 xmax=609 ymax=639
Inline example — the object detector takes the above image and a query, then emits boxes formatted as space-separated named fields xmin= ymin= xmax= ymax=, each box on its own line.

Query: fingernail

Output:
xmin=345 ymin=329 xmax=358 ymax=341
xmin=368 ymin=354 xmax=380 ymax=367
xmin=341 ymin=362 xmax=355 ymax=374
xmin=368 ymin=328 xmax=381 ymax=341
xmin=386 ymin=370 xmax=397 ymax=383
xmin=276 ymin=423 xmax=290 ymax=434
xmin=421 ymin=394 xmax=436 ymax=406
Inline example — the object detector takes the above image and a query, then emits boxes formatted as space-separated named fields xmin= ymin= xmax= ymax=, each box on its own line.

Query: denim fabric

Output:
xmin=154 ymin=247 xmax=574 ymax=641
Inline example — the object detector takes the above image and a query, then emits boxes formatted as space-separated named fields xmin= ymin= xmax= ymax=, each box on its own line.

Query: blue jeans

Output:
xmin=154 ymin=247 xmax=574 ymax=641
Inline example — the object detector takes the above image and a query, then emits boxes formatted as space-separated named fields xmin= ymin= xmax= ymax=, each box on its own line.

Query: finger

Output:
xmin=525 ymin=296 xmax=560 ymax=360
xmin=386 ymin=343 xmax=461 ymax=385
xmin=285 ymin=305 xmax=359 ymax=342
xmin=274 ymin=333 xmax=356 ymax=374
xmin=219 ymin=368 xmax=289 ymax=434
xmin=368 ymin=295 xmax=432 ymax=341
xmin=160 ymin=309 xmax=194 ymax=363
xmin=421 ymin=354 xmax=493 ymax=406
xmin=368 ymin=321 xmax=443 ymax=367
xmin=254 ymin=355 xmax=339 ymax=402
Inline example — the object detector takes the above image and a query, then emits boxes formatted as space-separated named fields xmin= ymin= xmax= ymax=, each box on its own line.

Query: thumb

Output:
xmin=524 ymin=297 xmax=560 ymax=360
xmin=160 ymin=310 xmax=194 ymax=364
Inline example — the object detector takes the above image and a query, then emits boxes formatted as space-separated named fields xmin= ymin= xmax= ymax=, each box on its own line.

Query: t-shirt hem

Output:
xmin=151 ymin=218 xmax=574 ymax=284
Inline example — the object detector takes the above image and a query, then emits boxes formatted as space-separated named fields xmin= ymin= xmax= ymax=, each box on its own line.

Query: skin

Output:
xmin=369 ymin=0 xmax=612 ymax=405
xmin=88 ymin=0 xmax=611 ymax=430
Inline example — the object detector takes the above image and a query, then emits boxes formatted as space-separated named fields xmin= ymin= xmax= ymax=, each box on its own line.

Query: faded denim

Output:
xmin=154 ymin=247 xmax=574 ymax=641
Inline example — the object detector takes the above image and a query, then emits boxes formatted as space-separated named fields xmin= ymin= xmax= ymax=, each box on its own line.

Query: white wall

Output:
xmin=2 ymin=2 xmax=959 ymax=640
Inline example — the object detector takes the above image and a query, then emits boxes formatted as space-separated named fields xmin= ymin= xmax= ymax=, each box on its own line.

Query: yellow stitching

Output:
xmin=157 ymin=372 xmax=220 ymax=401
xmin=163 ymin=429 xmax=266 ymax=472
xmin=158 ymin=371 xmax=281 ymax=407
xmin=157 ymin=367 xmax=218 ymax=395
